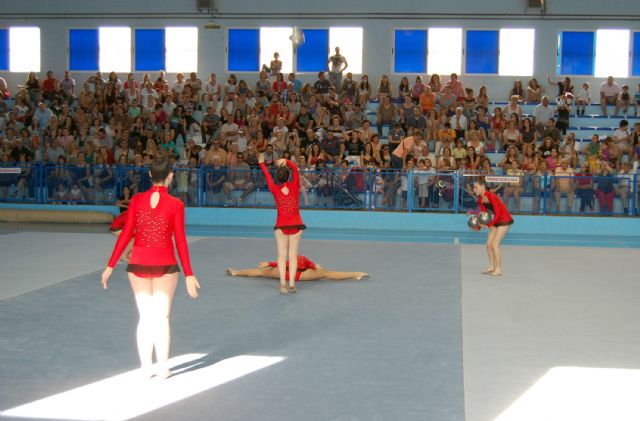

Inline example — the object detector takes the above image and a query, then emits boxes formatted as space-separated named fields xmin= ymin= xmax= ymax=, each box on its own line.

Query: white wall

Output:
xmin=1 ymin=0 xmax=639 ymax=101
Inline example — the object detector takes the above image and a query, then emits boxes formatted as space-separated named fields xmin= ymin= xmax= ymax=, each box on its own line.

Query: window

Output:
xmin=99 ymin=27 xmax=131 ymax=73
xmin=165 ymin=27 xmax=198 ymax=72
xmin=465 ymin=30 xmax=499 ymax=74
xmin=427 ymin=28 xmax=462 ymax=75
xmin=394 ymin=29 xmax=427 ymax=73
xmin=260 ymin=27 xmax=293 ymax=74
xmin=227 ymin=29 xmax=260 ymax=72
xmin=69 ymin=29 xmax=99 ymax=71
xmin=0 ymin=29 xmax=8 ymax=71
xmin=557 ymin=31 xmax=595 ymax=75
xmin=595 ymin=29 xmax=629 ymax=78
xmin=329 ymin=27 xmax=363 ymax=74
xmin=296 ymin=29 xmax=329 ymax=72
xmin=134 ymin=29 xmax=165 ymax=71
xmin=499 ymin=28 xmax=535 ymax=76
xmin=633 ymin=32 xmax=640 ymax=77
xmin=9 ymin=27 xmax=40 ymax=72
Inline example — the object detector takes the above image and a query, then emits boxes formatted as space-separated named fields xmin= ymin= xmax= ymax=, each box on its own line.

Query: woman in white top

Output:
xmin=575 ymin=82 xmax=591 ymax=116
xmin=203 ymin=73 xmax=221 ymax=112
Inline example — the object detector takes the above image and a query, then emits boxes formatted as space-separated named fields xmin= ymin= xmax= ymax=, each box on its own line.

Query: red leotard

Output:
xmin=260 ymin=160 xmax=306 ymax=234
xmin=478 ymin=191 xmax=513 ymax=227
xmin=267 ymin=255 xmax=317 ymax=281
xmin=107 ymin=186 xmax=194 ymax=277
xmin=109 ymin=211 xmax=128 ymax=232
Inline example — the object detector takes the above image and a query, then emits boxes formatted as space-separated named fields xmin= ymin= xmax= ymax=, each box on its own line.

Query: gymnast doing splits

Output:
xmin=101 ymin=152 xmax=200 ymax=380
xmin=258 ymin=153 xmax=306 ymax=294
xmin=226 ymin=255 xmax=369 ymax=282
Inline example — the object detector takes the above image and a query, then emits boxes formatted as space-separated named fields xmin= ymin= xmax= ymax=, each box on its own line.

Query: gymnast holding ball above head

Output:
xmin=473 ymin=177 xmax=514 ymax=277
xmin=258 ymin=152 xmax=306 ymax=294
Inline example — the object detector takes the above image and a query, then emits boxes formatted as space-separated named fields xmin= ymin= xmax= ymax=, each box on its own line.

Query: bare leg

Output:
xmin=274 ymin=229 xmax=289 ymax=292
xmin=150 ymin=273 xmax=179 ymax=378
xmin=301 ymin=269 xmax=369 ymax=281
xmin=287 ymin=231 xmax=303 ymax=290
xmin=490 ymin=225 xmax=511 ymax=276
xmin=227 ymin=267 xmax=278 ymax=277
xmin=128 ymin=274 xmax=155 ymax=377
xmin=484 ymin=227 xmax=497 ymax=273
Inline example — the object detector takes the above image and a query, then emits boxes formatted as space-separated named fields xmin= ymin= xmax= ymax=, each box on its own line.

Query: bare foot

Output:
xmin=355 ymin=272 xmax=369 ymax=280
xmin=289 ymin=284 xmax=298 ymax=293
xmin=154 ymin=368 xmax=172 ymax=380
xmin=280 ymin=285 xmax=288 ymax=294
xmin=226 ymin=268 xmax=237 ymax=276
xmin=481 ymin=268 xmax=495 ymax=274
xmin=490 ymin=270 xmax=503 ymax=276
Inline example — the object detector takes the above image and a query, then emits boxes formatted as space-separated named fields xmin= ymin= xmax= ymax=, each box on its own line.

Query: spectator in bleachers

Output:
xmin=436 ymin=122 xmax=455 ymax=157
xmin=555 ymin=92 xmax=572 ymax=135
xmin=542 ymin=118 xmax=561 ymax=146
xmin=406 ymin=106 xmax=427 ymax=134
xmin=477 ymin=86 xmax=489 ymax=110
xmin=419 ymin=86 xmax=437 ymax=114
xmin=489 ymin=107 xmax=505 ymax=151
xmin=411 ymin=76 xmax=426 ymax=104
xmin=594 ymin=163 xmax=616 ymax=214
xmin=503 ymin=160 xmax=524 ymax=212
xmin=617 ymin=161 xmax=636 ymax=214
xmin=634 ymin=83 xmax=640 ymax=117
xmin=23 ymin=71 xmax=41 ymax=102
xmin=376 ymin=96 xmax=397 ymax=136
xmin=619 ymin=85 xmax=631 ymax=116
xmin=546 ymin=147 xmax=560 ymax=172
xmin=504 ymin=96 xmax=523 ymax=125
xmin=510 ymin=80 xmax=524 ymax=102
xmin=575 ymin=162 xmax=595 ymax=212
xmin=327 ymin=47 xmax=348 ymax=94
xmin=526 ymin=78 xmax=543 ymax=103
xmin=533 ymin=160 xmax=551 ymax=213
xmin=0 ymin=74 xmax=10 ymax=99
xmin=521 ymin=117 xmax=538 ymax=147
xmin=33 ymin=102 xmax=54 ymax=129
xmin=559 ymin=132 xmax=579 ymax=169
xmin=357 ymin=75 xmax=371 ymax=104
xmin=632 ymin=122 xmax=640 ymax=149
xmin=376 ymin=75 xmax=392 ymax=100
xmin=451 ymin=107 xmax=467 ymax=140
xmin=398 ymin=77 xmax=410 ymax=100
xmin=340 ymin=72 xmax=357 ymax=103
xmin=575 ymin=82 xmax=591 ymax=116
xmin=467 ymin=130 xmax=486 ymax=156
xmin=438 ymin=86 xmax=457 ymax=112
xmin=428 ymin=74 xmax=443 ymax=94
xmin=547 ymin=74 xmax=573 ymax=97
xmin=552 ymin=158 xmax=575 ymax=212
xmin=387 ymin=123 xmax=405 ymax=151
xmin=314 ymin=72 xmax=330 ymax=96
xmin=600 ymin=76 xmax=621 ymax=116
xmin=612 ymin=119 xmax=631 ymax=167
xmin=532 ymin=96 xmax=554 ymax=131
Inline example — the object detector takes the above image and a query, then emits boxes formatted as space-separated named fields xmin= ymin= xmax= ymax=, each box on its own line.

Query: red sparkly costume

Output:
xmin=260 ymin=159 xmax=306 ymax=234
xmin=267 ymin=255 xmax=317 ymax=281
xmin=107 ymin=186 xmax=194 ymax=278
xmin=478 ymin=191 xmax=514 ymax=227
xmin=109 ymin=211 xmax=128 ymax=232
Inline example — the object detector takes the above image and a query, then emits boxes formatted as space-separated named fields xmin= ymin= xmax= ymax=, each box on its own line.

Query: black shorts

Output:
xmin=494 ymin=219 xmax=514 ymax=227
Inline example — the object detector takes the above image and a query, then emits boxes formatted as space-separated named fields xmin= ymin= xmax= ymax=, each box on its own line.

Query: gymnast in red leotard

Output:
xmin=226 ymin=255 xmax=369 ymax=281
xmin=258 ymin=153 xmax=306 ymax=294
xmin=101 ymin=152 xmax=200 ymax=379
xmin=474 ymin=177 xmax=514 ymax=277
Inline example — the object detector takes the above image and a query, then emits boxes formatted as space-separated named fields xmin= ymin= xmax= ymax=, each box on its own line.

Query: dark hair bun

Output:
xmin=150 ymin=150 xmax=172 ymax=183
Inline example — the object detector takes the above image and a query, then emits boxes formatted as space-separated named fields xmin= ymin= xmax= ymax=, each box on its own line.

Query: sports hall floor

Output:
xmin=0 ymin=222 xmax=639 ymax=421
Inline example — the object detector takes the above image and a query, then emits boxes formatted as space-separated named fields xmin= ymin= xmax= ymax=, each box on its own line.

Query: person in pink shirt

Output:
xmin=391 ymin=132 xmax=418 ymax=169
xmin=446 ymin=73 xmax=465 ymax=101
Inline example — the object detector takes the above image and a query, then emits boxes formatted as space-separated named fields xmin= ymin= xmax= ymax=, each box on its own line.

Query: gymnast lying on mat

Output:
xmin=226 ymin=255 xmax=369 ymax=282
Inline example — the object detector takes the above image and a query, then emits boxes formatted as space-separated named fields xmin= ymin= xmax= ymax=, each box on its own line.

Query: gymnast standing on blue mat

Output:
xmin=101 ymin=152 xmax=200 ymax=379
xmin=474 ymin=178 xmax=514 ymax=276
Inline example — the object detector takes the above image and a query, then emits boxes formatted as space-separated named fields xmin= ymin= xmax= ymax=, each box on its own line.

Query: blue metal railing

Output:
xmin=0 ymin=162 xmax=637 ymax=216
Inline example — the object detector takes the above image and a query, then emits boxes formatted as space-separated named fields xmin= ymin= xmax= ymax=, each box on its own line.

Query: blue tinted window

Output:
xmin=135 ymin=29 xmax=165 ymax=71
xmin=465 ymin=30 xmax=499 ymax=74
xmin=228 ymin=29 xmax=259 ymax=72
xmin=633 ymin=32 xmax=640 ymax=77
xmin=69 ymin=29 xmax=99 ymax=71
xmin=0 ymin=29 xmax=8 ymax=70
xmin=394 ymin=30 xmax=427 ymax=73
xmin=558 ymin=31 xmax=594 ymax=75
xmin=296 ymin=29 xmax=329 ymax=72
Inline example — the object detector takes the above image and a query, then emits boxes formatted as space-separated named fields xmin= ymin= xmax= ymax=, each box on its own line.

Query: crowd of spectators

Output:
xmin=0 ymin=65 xmax=639 ymax=213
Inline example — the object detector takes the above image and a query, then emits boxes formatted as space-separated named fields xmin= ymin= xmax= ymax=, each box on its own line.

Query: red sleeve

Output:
xmin=486 ymin=192 xmax=502 ymax=227
xmin=267 ymin=261 xmax=277 ymax=268
xmin=286 ymin=159 xmax=299 ymax=187
xmin=108 ymin=196 xmax=136 ymax=268
xmin=260 ymin=162 xmax=275 ymax=192
xmin=173 ymin=200 xmax=194 ymax=276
